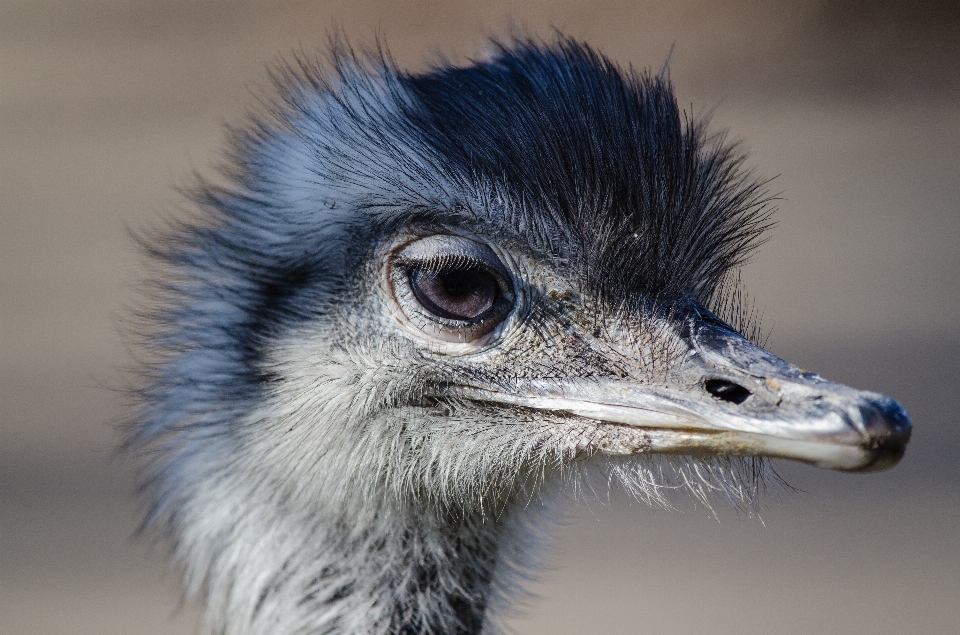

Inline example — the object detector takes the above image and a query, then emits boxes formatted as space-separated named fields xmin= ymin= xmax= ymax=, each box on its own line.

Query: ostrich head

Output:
xmin=129 ymin=37 xmax=911 ymax=635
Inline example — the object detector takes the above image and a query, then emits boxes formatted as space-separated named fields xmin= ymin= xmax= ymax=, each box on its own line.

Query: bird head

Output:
xmin=134 ymin=37 xmax=910 ymax=525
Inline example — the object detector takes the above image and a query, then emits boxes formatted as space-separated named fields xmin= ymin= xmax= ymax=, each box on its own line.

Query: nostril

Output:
xmin=705 ymin=379 xmax=751 ymax=405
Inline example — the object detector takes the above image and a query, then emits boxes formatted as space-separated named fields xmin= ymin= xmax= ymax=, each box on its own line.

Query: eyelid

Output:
xmin=394 ymin=253 xmax=486 ymax=273
xmin=395 ymin=235 xmax=507 ymax=274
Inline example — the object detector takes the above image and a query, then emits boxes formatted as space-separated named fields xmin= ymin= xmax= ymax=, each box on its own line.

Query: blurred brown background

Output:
xmin=2 ymin=1 xmax=959 ymax=634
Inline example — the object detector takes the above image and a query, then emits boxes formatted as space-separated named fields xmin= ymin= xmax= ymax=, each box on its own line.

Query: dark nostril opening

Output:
xmin=705 ymin=379 xmax=751 ymax=405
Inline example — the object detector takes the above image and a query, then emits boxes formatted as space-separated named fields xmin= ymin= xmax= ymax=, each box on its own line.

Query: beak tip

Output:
xmin=845 ymin=396 xmax=912 ymax=472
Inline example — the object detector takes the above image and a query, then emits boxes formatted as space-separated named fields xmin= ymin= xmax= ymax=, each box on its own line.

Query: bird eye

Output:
xmin=410 ymin=264 xmax=499 ymax=321
xmin=390 ymin=235 xmax=515 ymax=343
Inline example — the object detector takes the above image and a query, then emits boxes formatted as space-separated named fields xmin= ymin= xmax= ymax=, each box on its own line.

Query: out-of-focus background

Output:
xmin=2 ymin=1 xmax=958 ymax=634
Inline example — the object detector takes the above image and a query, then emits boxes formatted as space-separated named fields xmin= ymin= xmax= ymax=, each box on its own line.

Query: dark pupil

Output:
xmin=410 ymin=266 xmax=498 ymax=321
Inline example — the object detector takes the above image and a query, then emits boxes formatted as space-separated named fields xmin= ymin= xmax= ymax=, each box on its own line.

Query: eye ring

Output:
xmin=389 ymin=235 xmax=515 ymax=344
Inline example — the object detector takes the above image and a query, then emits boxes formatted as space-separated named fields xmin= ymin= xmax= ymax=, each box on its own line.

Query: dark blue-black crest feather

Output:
xmin=396 ymin=37 xmax=774 ymax=304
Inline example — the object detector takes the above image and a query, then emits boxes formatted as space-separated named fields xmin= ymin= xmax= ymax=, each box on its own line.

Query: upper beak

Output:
xmin=452 ymin=310 xmax=912 ymax=472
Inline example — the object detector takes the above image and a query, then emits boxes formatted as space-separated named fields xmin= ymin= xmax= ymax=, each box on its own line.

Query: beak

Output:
xmin=452 ymin=310 xmax=912 ymax=472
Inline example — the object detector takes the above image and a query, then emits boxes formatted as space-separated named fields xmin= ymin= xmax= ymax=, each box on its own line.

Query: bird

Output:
xmin=126 ymin=36 xmax=912 ymax=635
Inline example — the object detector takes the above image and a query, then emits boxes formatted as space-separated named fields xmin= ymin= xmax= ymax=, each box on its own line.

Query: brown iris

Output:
xmin=410 ymin=265 xmax=499 ymax=321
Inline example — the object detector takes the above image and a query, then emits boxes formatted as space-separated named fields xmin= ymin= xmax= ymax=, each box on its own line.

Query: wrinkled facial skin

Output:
xmin=375 ymin=228 xmax=911 ymax=474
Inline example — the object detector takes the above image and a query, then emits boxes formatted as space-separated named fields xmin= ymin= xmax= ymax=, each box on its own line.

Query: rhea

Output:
xmin=128 ymin=38 xmax=911 ymax=635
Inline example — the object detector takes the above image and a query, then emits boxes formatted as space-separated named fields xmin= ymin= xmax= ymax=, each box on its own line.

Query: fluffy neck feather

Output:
xmin=180 ymin=475 xmax=541 ymax=635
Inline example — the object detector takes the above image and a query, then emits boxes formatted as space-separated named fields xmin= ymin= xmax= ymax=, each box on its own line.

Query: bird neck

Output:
xmin=208 ymin=493 xmax=533 ymax=635
xmin=336 ymin=503 xmax=505 ymax=635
